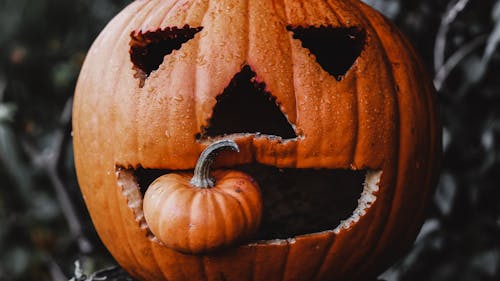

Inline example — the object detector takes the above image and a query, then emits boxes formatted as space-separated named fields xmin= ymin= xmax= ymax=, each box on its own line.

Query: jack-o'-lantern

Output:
xmin=73 ymin=0 xmax=441 ymax=280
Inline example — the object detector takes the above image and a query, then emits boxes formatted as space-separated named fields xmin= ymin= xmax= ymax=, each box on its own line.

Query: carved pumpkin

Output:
xmin=73 ymin=0 xmax=441 ymax=280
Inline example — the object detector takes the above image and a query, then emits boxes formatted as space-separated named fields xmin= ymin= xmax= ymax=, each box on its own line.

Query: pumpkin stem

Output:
xmin=190 ymin=140 xmax=240 ymax=188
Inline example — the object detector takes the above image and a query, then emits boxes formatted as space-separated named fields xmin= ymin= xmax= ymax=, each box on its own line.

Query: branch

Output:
xmin=480 ymin=15 xmax=500 ymax=72
xmin=434 ymin=0 xmax=470 ymax=73
xmin=70 ymin=262 xmax=134 ymax=281
xmin=434 ymin=35 xmax=488 ymax=91
xmin=22 ymin=97 xmax=92 ymax=254
xmin=48 ymin=258 xmax=68 ymax=281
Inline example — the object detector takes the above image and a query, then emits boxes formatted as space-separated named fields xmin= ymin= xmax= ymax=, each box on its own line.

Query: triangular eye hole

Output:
xmin=130 ymin=25 xmax=203 ymax=87
xmin=288 ymin=26 xmax=366 ymax=80
xmin=198 ymin=65 xmax=297 ymax=140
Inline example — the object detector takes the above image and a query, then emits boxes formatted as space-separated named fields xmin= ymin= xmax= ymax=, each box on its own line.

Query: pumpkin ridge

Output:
xmin=282 ymin=0 xmax=296 ymax=140
xmin=283 ymin=0 xmax=307 ymax=24
xmin=309 ymin=234 xmax=336 ymax=281
xmin=215 ymin=184 xmax=251 ymax=238
xmin=318 ymin=0 xmax=342 ymax=25
xmin=296 ymin=0 xmax=308 ymax=23
xmin=187 ymin=191 xmax=205 ymax=252
xmin=278 ymin=241 xmax=292 ymax=281
xmin=406 ymin=30 xmax=441 ymax=241
xmin=344 ymin=3 xmax=407 ymax=279
xmin=358 ymin=7 xmax=439 ymax=278
xmin=393 ymin=25 xmax=433 ymax=238
xmin=211 ymin=191 xmax=231 ymax=249
xmin=155 ymin=179 xmax=187 ymax=234
xmin=282 ymin=0 xmax=300 ymax=167
xmin=180 ymin=0 xmax=198 ymax=22
xmin=107 ymin=0 xmax=160 ymax=272
xmin=151 ymin=0 xmax=179 ymax=29
xmin=351 ymin=73 xmax=359 ymax=165
xmin=324 ymin=0 xmax=343 ymax=26
xmin=245 ymin=0 xmax=250 ymax=60
xmin=158 ymin=0 xmax=187 ymax=28
xmin=351 ymin=3 xmax=402 ymax=278
xmin=270 ymin=0 xmax=285 ymax=20
xmin=311 ymin=0 xmax=397 ymax=278
xmin=351 ymin=1 xmax=398 ymax=197
xmin=172 ymin=188 xmax=198 ymax=250
xmin=302 ymin=0 xmax=326 ymax=24
xmin=273 ymin=0 xmax=298 ymax=127
xmin=206 ymin=191 xmax=224 ymax=252
xmin=192 ymin=0 xmax=211 ymax=140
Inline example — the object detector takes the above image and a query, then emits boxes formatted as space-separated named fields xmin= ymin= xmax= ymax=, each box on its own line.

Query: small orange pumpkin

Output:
xmin=143 ymin=140 xmax=262 ymax=254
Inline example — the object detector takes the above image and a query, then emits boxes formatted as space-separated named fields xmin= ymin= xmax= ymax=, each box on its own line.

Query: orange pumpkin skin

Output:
xmin=73 ymin=0 xmax=441 ymax=280
xmin=143 ymin=170 xmax=263 ymax=254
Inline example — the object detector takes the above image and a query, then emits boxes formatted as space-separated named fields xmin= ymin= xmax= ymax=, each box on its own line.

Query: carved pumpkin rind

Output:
xmin=73 ymin=0 xmax=441 ymax=280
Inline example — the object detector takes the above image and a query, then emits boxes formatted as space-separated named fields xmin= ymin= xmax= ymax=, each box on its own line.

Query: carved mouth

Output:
xmin=117 ymin=164 xmax=381 ymax=244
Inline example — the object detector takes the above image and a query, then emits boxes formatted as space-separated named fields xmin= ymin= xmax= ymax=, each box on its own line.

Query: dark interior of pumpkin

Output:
xmin=127 ymin=25 xmax=368 ymax=240
xmin=134 ymin=165 xmax=365 ymax=240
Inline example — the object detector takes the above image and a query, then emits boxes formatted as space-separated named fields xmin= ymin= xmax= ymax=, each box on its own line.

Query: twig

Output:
xmin=88 ymin=265 xmax=122 ymax=280
xmin=70 ymin=261 xmax=133 ymax=281
xmin=434 ymin=0 xmax=500 ymax=91
xmin=481 ymin=14 xmax=500 ymax=72
xmin=22 ymin=97 xmax=92 ymax=254
xmin=48 ymin=258 xmax=68 ymax=281
xmin=0 ymin=72 xmax=6 ymax=101
xmin=434 ymin=0 xmax=470 ymax=73
xmin=434 ymin=35 xmax=488 ymax=91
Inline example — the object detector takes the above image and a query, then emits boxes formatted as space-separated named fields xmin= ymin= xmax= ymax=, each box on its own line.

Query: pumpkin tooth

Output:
xmin=334 ymin=170 xmax=382 ymax=234
xmin=116 ymin=167 xmax=153 ymax=238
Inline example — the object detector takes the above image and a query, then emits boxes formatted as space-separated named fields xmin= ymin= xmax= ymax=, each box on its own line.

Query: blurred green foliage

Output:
xmin=0 ymin=0 xmax=499 ymax=280
xmin=0 ymin=1 xmax=129 ymax=280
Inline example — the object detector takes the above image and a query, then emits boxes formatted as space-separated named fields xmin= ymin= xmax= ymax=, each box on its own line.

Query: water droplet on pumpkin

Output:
xmin=165 ymin=130 xmax=171 ymax=137
xmin=197 ymin=56 xmax=207 ymax=66
xmin=174 ymin=95 xmax=183 ymax=102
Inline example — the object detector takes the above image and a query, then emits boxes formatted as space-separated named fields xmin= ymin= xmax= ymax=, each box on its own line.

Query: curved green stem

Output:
xmin=190 ymin=140 xmax=239 ymax=188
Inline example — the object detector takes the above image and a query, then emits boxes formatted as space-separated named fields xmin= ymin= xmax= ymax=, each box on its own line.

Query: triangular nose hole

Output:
xmin=198 ymin=65 xmax=297 ymax=140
